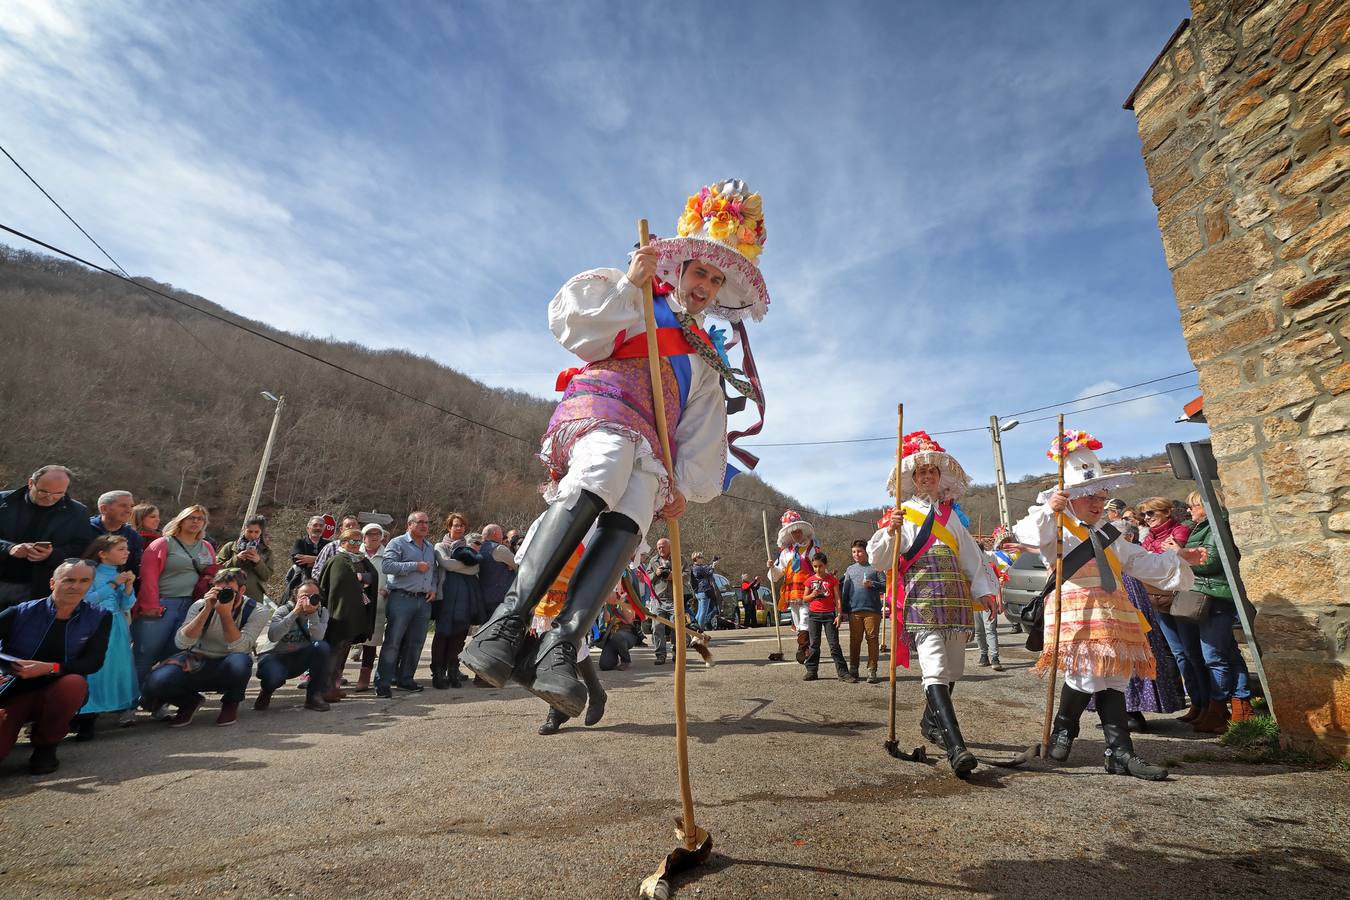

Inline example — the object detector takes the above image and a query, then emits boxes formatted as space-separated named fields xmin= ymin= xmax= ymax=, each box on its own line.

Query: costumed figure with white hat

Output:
xmin=1013 ymin=431 xmax=1207 ymax=781
xmin=767 ymin=510 xmax=820 ymax=664
xmin=462 ymin=180 xmax=770 ymax=720
xmin=866 ymin=432 xmax=998 ymax=778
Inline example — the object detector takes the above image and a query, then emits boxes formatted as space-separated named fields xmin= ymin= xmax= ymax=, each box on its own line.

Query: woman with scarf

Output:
xmin=433 ymin=513 xmax=483 ymax=689
xmin=318 ymin=529 xmax=378 ymax=702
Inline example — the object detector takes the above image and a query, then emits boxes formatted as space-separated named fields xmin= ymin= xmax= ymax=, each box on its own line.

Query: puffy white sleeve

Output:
xmin=672 ymin=365 xmax=729 ymax=505
xmin=1013 ymin=504 xmax=1058 ymax=559
xmin=954 ymin=521 xmax=998 ymax=598
xmin=1116 ymin=540 xmax=1196 ymax=592
xmin=867 ymin=528 xmax=893 ymax=568
xmin=548 ymin=268 xmax=644 ymax=362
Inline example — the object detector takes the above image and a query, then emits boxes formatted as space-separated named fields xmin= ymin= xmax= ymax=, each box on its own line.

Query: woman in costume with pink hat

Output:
xmin=1014 ymin=431 xmax=1208 ymax=781
xmin=867 ymin=432 xmax=999 ymax=778
xmin=462 ymin=180 xmax=770 ymax=720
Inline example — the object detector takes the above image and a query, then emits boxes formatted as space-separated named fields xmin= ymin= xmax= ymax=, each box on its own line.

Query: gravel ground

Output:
xmin=2 ymin=625 xmax=1348 ymax=899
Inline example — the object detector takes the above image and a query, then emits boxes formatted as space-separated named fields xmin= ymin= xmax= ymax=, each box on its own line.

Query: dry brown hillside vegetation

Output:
xmin=0 ymin=246 xmax=1191 ymax=587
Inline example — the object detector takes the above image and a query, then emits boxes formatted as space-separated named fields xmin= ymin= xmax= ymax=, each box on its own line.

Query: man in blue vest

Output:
xmin=476 ymin=524 xmax=518 ymax=619
xmin=0 ymin=559 xmax=111 ymax=774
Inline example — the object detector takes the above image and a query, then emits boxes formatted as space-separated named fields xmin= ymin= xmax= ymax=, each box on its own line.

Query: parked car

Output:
xmin=1001 ymin=550 xmax=1049 ymax=626
xmin=711 ymin=574 xmax=773 ymax=627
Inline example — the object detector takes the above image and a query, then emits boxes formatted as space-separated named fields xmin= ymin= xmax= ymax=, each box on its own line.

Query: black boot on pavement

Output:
xmin=1098 ymin=689 xmax=1169 ymax=781
xmin=926 ymin=683 xmax=977 ymax=778
xmin=580 ymin=656 xmax=607 ymax=726
xmin=462 ymin=491 xmax=605 ymax=687
xmin=538 ymin=706 xmax=569 ymax=735
xmin=530 ymin=511 xmax=641 ymax=719
xmin=29 ymin=744 xmax=59 ymax=776
xmin=1048 ymin=685 xmax=1094 ymax=762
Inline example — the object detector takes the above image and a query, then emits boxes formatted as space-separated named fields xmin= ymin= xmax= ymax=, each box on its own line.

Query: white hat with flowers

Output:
xmin=649 ymin=178 xmax=770 ymax=324
xmin=1038 ymin=430 xmax=1136 ymax=502
xmin=777 ymin=509 xmax=815 ymax=548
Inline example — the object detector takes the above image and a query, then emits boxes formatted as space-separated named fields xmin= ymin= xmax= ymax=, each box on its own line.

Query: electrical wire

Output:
xmin=0 ymin=222 xmax=536 ymax=444
xmin=0 ymin=142 xmax=241 ymax=371
xmin=0 ymin=219 xmax=1195 ymax=530
xmin=999 ymin=368 xmax=1197 ymax=419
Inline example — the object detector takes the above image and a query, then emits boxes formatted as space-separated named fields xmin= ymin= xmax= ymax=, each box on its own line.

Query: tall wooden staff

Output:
xmin=882 ymin=404 xmax=924 ymax=763
xmin=635 ymin=221 xmax=711 ymax=898
xmin=1039 ymin=414 xmax=1068 ymax=759
xmin=762 ymin=510 xmax=785 ymax=661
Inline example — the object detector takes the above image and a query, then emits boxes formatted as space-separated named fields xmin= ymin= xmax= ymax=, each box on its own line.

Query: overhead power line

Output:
xmin=0 ymin=142 xmax=240 ymax=371
xmin=0 ymin=222 xmax=535 ymax=444
xmin=1000 ymin=369 xmax=1197 ymax=418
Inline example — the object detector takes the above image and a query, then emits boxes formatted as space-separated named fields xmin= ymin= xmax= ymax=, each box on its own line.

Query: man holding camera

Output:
xmin=255 ymin=579 xmax=331 ymax=712
xmin=644 ymin=538 xmax=677 ymax=665
xmin=140 ymin=569 xmax=268 ymax=727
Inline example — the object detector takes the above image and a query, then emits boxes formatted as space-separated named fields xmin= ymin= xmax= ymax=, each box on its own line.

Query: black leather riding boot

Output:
xmin=579 ymin=655 xmax=607 ymax=726
xmin=1048 ymin=684 xmax=1094 ymax=762
xmin=461 ymin=491 xmax=605 ymax=686
xmin=926 ymin=683 xmax=976 ymax=777
xmin=1098 ymin=689 xmax=1169 ymax=781
xmin=531 ymin=511 xmax=640 ymax=718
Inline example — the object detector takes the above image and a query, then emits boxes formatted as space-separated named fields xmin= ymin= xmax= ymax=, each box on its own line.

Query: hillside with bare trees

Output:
xmin=0 ymin=246 xmax=1182 ymax=591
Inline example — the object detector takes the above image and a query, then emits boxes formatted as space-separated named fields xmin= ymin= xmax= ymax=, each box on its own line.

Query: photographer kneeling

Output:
xmin=141 ymin=569 xmax=267 ymax=727
xmin=255 ymin=579 xmax=331 ymax=712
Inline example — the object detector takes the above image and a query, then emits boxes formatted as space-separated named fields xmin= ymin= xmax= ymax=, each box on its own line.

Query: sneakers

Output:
xmin=802 ymin=671 xmax=819 ymax=681
xmin=1105 ymin=749 xmax=1169 ymax=781
xmin=991 ymin=658 xmax=1005 ymax=672
xmin=253 ymin=691 xmax=273 ymax=711
xmin=375 ymin=685 xmax=393 ymax=698
xmin=216 ymin=701 xmax=240 ymax=727
xmin=977 ymin=654 xmax=991 ymax=668
xmin=29 ymin=745 xmax=59 ymax=776
xmin=839 ymin=671 xmax=858 ymax=683
xmin=395 ymin=681 xmax=424 ymax=693
xmin=868 ymin=669 xmax=881 ymax=684
xmin=169 ymin=696 xmax=202 ymax=728
xmin=149 ymin=702 xmax=174 ymax=722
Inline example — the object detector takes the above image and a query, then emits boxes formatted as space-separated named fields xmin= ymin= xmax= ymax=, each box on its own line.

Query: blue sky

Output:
xmin=0 ymin=0 xmax=1207 ymax=512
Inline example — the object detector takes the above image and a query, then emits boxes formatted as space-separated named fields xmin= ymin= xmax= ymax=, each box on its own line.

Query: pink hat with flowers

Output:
xmin=649 ymin=179 xmax=770 ymax=324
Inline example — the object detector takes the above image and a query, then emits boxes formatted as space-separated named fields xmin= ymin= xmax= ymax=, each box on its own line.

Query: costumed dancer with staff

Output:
xmin=461 ymin=179 xmax=771 ymax=722
xmin=867 ymin=431 xmax=998 ymax=778
xmin=1013 ymin=430 xmax=1207 ymax=780
xmin=767 ymin=510 xmax=820 ymax=664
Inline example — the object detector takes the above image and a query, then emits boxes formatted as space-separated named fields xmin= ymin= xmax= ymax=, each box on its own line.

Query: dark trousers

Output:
xmin=740 ymin=591 xmax=758 ymax=627
xmin=142 ymin=652 xmax=254 ymax=706
xmin=257 ymin=642 xmax=331 ymax=698
xmin=0 ymin=675 xmax=87 ymax=758
xmin=599 ymin=628 xmax=637 ymax=671
xmin=806 ymin=611 xmax=848 ymax=675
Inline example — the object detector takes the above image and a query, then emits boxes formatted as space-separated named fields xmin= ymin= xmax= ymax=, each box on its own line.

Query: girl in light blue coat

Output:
xmin=71 ymin=534 xmax=139 ymax=740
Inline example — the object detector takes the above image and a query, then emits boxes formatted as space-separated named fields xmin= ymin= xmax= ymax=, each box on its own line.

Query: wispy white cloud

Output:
xmin=0 ymin=0 xmax=1201 ymax=513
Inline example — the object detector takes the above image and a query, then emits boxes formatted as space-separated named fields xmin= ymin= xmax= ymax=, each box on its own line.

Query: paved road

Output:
xmin=3 ymin=625 xmax=1348 ymax=898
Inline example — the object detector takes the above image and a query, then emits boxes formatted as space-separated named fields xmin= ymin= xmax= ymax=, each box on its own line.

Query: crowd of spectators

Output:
xmin=0 ymin=462 xmax=1251 ymax=777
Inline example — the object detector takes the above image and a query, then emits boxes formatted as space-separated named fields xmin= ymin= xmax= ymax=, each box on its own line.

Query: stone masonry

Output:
xmin=1126 ymin=1 xmax=1349 ymax=756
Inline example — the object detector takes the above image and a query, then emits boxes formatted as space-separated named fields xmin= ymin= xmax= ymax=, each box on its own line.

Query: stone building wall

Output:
xmin=1125 ymin=0 xmax=1349 ymax=756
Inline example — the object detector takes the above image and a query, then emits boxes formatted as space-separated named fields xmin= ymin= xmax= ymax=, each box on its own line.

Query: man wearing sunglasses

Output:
xmin=0 ymin=559 xmax=111 ymax=774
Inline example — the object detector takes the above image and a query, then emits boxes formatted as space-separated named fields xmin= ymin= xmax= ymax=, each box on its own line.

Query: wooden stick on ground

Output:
xmin=1039 ymin=414 xmax=1068 ymax=759
xmin=762 ymin=510 xmax=785 ymax=661
xmin=636 ymin=219 xmax=705 ymax=861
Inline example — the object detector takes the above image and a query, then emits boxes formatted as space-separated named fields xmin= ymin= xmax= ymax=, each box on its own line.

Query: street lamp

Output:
xmin=244 ymin=392 xmax=286 ymax=522
xmin=988 ymin=416 xmax=1019 ymax=529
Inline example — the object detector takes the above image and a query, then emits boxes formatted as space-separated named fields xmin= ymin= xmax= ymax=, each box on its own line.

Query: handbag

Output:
xmin=173 ymin=536 xmax=219 ymax=600
xmin=1169 ymin=589 xmax=1212 ymax=622
xmin=152 ymin=649 xmax=210 ymax=675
